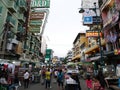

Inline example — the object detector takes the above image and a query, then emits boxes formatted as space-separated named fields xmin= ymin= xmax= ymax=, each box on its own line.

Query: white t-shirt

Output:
xmin=0 ymin=77 xmax=8 ymax=84
xmin=24 ymin=72 xmax=30 ymax=79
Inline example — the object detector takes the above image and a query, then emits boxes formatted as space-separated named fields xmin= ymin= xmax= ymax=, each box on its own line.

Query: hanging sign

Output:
xmin=31 ymin=0 xmax=50 ymax=8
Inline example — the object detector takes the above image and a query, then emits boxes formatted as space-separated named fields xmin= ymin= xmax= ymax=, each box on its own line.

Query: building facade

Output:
xmin=72 ymin=33 xmax=88 ymax=62
xmin=0 ymin=0 xmax=48 ymax=65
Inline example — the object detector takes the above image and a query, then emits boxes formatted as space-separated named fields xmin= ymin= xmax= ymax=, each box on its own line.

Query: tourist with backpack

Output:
xmin=57 ymin=69 xmax=64 ymax=90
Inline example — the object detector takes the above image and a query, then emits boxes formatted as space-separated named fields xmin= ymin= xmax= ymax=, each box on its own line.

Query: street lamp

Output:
xmin=79 ymin=2 xmax=104 ymax=67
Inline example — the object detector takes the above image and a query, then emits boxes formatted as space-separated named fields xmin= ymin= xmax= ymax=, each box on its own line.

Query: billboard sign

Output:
xmin=31 ymin=0 xmax=50 ymax=8
xmin=83 ymin=16 xmax=93 ymax=25
xmin=30 ymin=12 xmax=45 ymax=20
xmin=30 ymin=20 xmax=42 ymax=26
xmin=86 ymin=30 xmax=102 ymax=37
xmin=82 ymin=0 xmax=99 ymax=9
xmin=30 ymin=26 xmax=41 ymax=33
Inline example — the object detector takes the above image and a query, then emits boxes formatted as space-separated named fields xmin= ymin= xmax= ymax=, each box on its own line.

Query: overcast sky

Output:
xmin=43 ymin=0 xmax=88 ymax=57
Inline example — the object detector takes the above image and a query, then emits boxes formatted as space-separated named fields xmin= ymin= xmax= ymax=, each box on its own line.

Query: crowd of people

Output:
xmin=0 ymin=64 xmax=20 ymax=90
xmin=0 ymin=63 xmax=108 ymax=90
xmin=24 ymin=66 xmax=107 ymax=90
xmin=85 ymin=70 xmax=106 ymax=90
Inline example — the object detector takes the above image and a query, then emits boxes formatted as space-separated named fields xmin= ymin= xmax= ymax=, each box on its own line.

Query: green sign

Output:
xmin=30 ymin=27 xmax=41 ymax=33
xmin=31 ymin=0 xmax=50 ymax=8
xmin=30 ymin=20 xmax=42 ymax=26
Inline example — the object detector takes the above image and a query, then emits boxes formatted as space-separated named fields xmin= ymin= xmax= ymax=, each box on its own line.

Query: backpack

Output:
xmin=42 ymin=69 xmax=46 ymax=76
xmin=57 ymin=72 xmax=63 ymax=82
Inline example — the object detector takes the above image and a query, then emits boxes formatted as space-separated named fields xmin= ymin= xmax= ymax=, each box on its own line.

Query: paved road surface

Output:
xmin=19 ymin=78 xmax=88 ymax=90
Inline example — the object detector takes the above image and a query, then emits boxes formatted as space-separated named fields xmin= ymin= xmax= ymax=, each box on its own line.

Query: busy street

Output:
xmin=19 ymin=78 xmax=88 ymax=90
xmin=1 ymin=0 xmax=120 ymax=90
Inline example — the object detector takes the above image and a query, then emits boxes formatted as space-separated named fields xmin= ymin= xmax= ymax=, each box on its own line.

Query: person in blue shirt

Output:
xmin=57 ymin=69 xmax=64 ymax=90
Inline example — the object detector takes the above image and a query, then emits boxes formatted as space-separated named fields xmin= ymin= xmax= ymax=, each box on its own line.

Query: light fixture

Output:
xmin=79 ymin=8 xmax=85 ymax=13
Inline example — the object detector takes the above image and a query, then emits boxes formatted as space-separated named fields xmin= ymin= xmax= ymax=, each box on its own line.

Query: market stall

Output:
xmin=103 ymin=65 xmax=120 ymax=89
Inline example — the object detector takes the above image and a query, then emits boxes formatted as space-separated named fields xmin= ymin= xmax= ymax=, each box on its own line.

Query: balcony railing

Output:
xmin=18 ymin=0 xmax=27 ymax=11
xmin=18 ymin=26 xmax=25 ymax=33
xmin=18 ymin=13 xmax=25 ymax=23
xmin=7 ymin=0 xmax=17 ymax=13
xmin=7 ymin=16 xmax=16 ymax=27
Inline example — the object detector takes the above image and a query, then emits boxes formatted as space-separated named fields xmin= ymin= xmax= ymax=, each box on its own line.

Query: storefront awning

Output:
xmin=85 ymin=39 xmax=106 ymax=54
xmin=86 ymin=56 xmax=107 ymax=62
xmin=72 ymin=54 xmax=81 ymax=61
xmin=85 ymin=45 xmax=99 ymax=54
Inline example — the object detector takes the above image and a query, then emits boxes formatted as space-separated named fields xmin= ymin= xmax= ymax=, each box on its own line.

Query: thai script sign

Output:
xmin=31 ymin=0 xmax=50 ymax=8
xmin=30 ymin=26 xmax=41 ymax=33
xmin=30 ymin=20 xmax=42 ymax=26
xmin=30 ymin=12 xmax=44 ymax=20
xmin=86 ymin=30 xmax=102 ymax=37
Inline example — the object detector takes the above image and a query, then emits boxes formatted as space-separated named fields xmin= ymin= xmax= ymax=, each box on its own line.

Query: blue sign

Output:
xmin=83 ymin=16 xmax=93 ymax=25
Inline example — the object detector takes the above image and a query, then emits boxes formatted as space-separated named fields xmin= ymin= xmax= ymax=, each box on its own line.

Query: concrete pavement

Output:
xmin=19 ymin=79 xmax=88 ymax=90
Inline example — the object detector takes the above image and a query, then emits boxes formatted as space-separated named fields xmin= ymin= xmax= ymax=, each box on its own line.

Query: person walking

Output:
xmin=57 ymin=69 xmax=64 ymax=90
xmin=45 ymin=68 xmax=51 ymax=89
xmin=96 ymin=70 xmax=106 ymax=90
xmin=86 ymin=75 xmax=92 ymax=90
xmin=23 ymin=70 xmax=30 ymax=88
xmin=92 ymin=76 xmax=104 ymax=90
xmin=71 ymin=72 xmax=81 ymax=90
xmin=41 ymin=66 xmax=46 ymax=85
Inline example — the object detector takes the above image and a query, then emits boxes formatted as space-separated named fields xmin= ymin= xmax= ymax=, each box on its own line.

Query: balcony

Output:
xmin=7 ymin=0 xmax=17 ymax=13
xmin=18 ymin=13 xmax=25 ymax=23
xmin=18 ymin=26 xmax=25 ymax=33
xmin=100 ymin=0 xmax=114 ymax=11
xmin=103 ymin=17 xmax=112 ymax=28
xmin=29 ymin=49 xmax=35 ymax=54
xmin=7 ymin=16 xmax=16 ymax=27
xmin=24 ymin=45 xmax=29 ymax=51
xmin=18 ymin=0 xmax=27 ymax=11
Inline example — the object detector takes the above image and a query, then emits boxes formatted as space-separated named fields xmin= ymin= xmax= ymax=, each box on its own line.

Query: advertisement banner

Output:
xmin=30 ymin=27 xmax=41 ymax=33
xmin=31 ymin=0 xmax=50 ymax=8
xmin=86 ymin=30 xmax=102 ymax=37
xmin=30 ymin=12 xmax=45 ymax=20
xmin=115 ymin=0 xmax=120 ymax=11
xmin=82 ymin=0 xmax=99 ymax=8
xmin=30 ymin=20 xmax=42 ymax=26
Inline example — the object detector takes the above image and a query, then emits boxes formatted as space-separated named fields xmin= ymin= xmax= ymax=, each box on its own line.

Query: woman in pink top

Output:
xmin=86 ymin=75 xmax=92 ymax=90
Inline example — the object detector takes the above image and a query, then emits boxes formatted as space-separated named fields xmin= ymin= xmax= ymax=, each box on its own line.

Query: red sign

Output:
xmin=30 ymin=12 xmax=45 ymax=20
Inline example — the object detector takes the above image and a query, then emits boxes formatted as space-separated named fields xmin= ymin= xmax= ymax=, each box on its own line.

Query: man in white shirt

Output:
xmin=23 ymin=70 xmax=30 ymax=88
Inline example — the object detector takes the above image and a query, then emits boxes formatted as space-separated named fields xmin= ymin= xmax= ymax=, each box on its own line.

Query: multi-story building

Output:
xmin=79 ymin=0 xmax=107 ymax=67
xmin=0 ymin=0 xmax=27 ymax=60
xmin=66 ymin=50 xmax=73 ymax=62
xmin=72 ymin=33 xmax=88 ymax=62
xmin=0 ymin=0 xmax=48 ymax=65
xmin=79 ymin=0 xmax=120 ymax=68
xmin=99 ymin=0 xmax=120 ymax=66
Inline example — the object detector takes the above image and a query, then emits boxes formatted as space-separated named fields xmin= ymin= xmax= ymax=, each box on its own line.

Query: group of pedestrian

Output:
xmin=0 ymin=65 xmax=20 ymax=90
xmin=85 ymin=70 xmax=106 ymax=90
xmin=40 ymin=66 xmax=65 ymax=90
